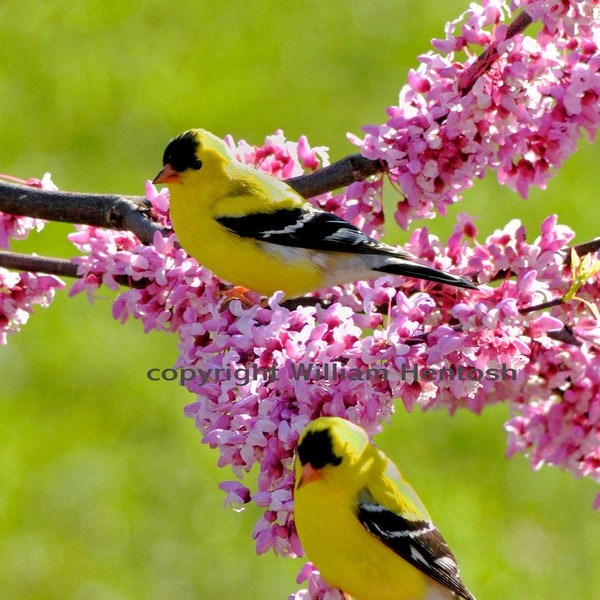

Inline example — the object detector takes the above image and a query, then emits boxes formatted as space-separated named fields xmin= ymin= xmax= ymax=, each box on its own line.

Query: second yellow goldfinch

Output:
xmin=153 ymin=129 xmax=476 ymax=298
xmin=294 ymin=417 xmax=477 ymax=600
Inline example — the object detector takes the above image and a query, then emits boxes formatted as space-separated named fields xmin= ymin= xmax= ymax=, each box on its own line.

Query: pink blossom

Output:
xmin=66 ymin=123 xmax=599 ymax=600
xmin=2 ymin=2 xmax=600 ymax=597
xmin=292 ymin=564 xmax=345 ymax=600
xmin=218 ymin=480 xmax=251 ymax=509
xmin=65 ymin=126 xmax=600 ymax=600
xmin=0 ymin=174 xmax=64 ymax=343
xmin=0 ymin=270 xmax=65 ymax=344
xmin=357 ymin=0 xmax=600 ymax=228
xmin=0 ymin=173 xmax=56 ymax=249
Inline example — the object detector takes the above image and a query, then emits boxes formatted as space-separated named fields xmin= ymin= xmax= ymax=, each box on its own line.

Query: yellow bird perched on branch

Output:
xmin=294 ymin=417 xmax=477 ymax=600
xmin=153 ymin=129 xmax=476 ymax=299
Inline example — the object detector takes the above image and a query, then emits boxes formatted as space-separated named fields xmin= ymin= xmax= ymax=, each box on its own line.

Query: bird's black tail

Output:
xmin=376 ymin=261 xmax=477 ymax=290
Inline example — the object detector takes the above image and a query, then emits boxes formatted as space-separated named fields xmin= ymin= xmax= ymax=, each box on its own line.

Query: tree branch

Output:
xmin=459 ymin=10 xmax=533 ymax=95
xmin=0 ymin=180 xmax=167 ymax=244
xmin=0 ymin=153 xmax=381 ymax=241
xmin=546 ymin=327 xmax=582 ymax=346
xmin=0 ymin=12 xmax=535 ymax=238
xmin=286 ymin=154 xmax=382 ymax=197
xmin=519 ymin=298 xmax=564 ymax=315
xmin=567 ymin=237 xmax=600 ymax=262
xmin=0 ymin=9 xmax=557 ymax=314
xmin=0 ymin=251 xmax=79 ymax=278
xmin=0 ymin=251 xmax=150 ymax=289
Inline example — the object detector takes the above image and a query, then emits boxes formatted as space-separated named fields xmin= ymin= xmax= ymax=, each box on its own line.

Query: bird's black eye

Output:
xmin=162 ymin=130 xmax=203 ymax=172
xmin=297 ymin=428 xmax=343 ymax=469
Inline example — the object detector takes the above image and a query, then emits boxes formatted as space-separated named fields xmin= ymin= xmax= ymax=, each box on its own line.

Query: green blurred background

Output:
xmin=1 ymin=2 xmax=599 ymax=599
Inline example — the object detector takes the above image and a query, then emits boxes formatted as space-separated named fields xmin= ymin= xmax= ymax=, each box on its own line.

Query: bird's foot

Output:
xmin=220 ymin=285 xmax=261 ymax=307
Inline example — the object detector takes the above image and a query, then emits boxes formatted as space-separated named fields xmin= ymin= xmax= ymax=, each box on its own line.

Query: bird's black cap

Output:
xmin=162 ymin=130 xmax=203 ymax=172
xmin=297 ymin=427 xmax=343 ymax=470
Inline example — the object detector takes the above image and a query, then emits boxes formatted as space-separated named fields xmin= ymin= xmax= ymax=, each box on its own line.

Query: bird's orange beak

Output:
xmin=297 ymin=463 xmax=322 ymax=489
xmin=153 ymin=163 xmax=181 ymax=184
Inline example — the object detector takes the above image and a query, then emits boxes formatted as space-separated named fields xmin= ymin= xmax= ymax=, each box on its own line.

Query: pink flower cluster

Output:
xmin=66 ymin=131 xmax=598 ymax=600
xmin=0 ymin=173 xmax=55 ymax=249
xmin=0 ymin=270 xmax=65 ymax=345
xmin=228 ymin=130 xmax=386 ymax=239
xmin=356 ymin=0 xmax=600 ymax=229
xmin=2 ymin=3 xmax=599 ymax=599
xmin=289 ymin=564 xmax=345 ymax=600
xmin=0 ymin=174 xmax=65 ymax=344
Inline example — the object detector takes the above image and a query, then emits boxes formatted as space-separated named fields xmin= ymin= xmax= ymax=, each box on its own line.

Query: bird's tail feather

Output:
xmin=377 ymin=261 xmax=477 ymax=290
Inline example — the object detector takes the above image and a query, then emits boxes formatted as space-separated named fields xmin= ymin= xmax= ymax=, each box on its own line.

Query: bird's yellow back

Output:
xmin=294 ymin=419 xmax=432 ymax=600
xmin=294 ymin=418 xmax=474 ymax=600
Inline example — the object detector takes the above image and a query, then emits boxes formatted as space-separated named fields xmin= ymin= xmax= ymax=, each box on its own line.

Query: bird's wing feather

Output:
xmin=356 ymin=458 xmax=476 ymax=600
xmin=216 ymin=208 xmax=412 ymax=257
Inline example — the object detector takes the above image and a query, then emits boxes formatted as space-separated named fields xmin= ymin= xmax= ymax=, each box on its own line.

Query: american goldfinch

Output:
xmin=294 ymin=417 xmax=477 ymax=600
xmin=152 ymin=129 xmax=477 ymax=298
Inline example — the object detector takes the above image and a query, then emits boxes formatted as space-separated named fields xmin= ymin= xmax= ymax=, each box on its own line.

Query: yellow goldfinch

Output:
xmin=152 ymin=129 xmax=476 ymax=298
xmin=294 ymin=417 xmax=477 ymax=600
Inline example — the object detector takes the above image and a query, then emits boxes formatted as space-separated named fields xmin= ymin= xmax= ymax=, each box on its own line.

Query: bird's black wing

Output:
xmin=357 ymin=490 xmax=477 ymax=600
xmin=216 ymin=208 xmax=409 ymax=257
xmin=217 ymin=207 xmax=477 ymax=289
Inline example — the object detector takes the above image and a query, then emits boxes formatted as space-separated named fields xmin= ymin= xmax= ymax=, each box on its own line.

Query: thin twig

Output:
xmin=0 ymin=251 xmax=79 ymax=278
xmin=519 ymin=298 xmax=564 ymax=315
xmin=1 ymin=228 xmax=598 ymax=309
xmin=459 ymin=10 xmax=533 ymax=95
xmin=517 ymin=237 xmax=600 ymax=313
xmin=566 ymin=237 xmax=600 ymax=263
xmin=546 ymin=327 xmax=582 ymax=346
xmin=0 ymin=251 xmax=149 ymax=289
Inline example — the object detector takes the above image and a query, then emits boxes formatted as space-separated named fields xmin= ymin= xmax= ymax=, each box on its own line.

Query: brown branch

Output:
xmin=0 ymin=250 xmax=330 ymax=300
xmin=546 ymin=327 xmax=583 ymax=346
xmin=0 ymin=251 xmax=79 ymax=278
xmin=2 ymin=222 xmax=598 ymax=314
xmin=567 ymin=237 xmax=600 ymax=263
xmin=0 ymin=154 xmax=381 ymax=237
xmin=0 ymin=10 xmax=550 ymax=308
xmin=0 ymin=180 xmax=167 ymax=244
xmin=0 ymin=251 xmax=149 ymax=289
xmin=459 ymin=10 xmax=533 ymax=95
xmin=287 ymin=154 xmax=382 ymax=197
xmin=0 ymin=14 xmax=591 ymax=350
xmin=0 ymin=158 xmax=378 ymax=245
xmin=1 ymin=240 xmax=597 ymax=350
xmin=519 ymin=298 xmax=564 ymax=315
xmin=0 ymin=11 xmax=536 ymax=233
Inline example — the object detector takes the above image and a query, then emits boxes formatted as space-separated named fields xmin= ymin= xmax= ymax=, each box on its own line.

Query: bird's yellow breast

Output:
xmin=294 ymin=478 xmax=436 ymax=600
xmin=167 ymin=185 xmax=323 ymax=297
